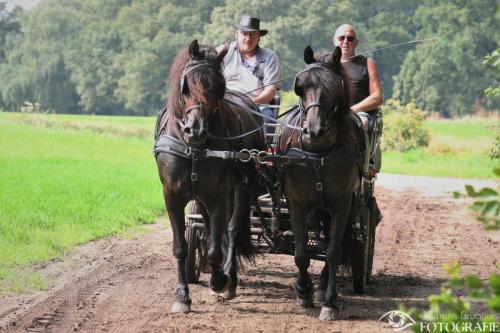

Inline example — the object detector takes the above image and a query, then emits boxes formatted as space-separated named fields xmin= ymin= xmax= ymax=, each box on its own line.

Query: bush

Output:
xmin=490 ymin=135 xmax=500 ymax=160
xmin=382 ymin=99 xmax=430 ymax=152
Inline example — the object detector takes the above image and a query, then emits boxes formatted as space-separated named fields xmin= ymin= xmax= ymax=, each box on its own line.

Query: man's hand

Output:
xmin=251 ymin=85 xmax=277 ymax=104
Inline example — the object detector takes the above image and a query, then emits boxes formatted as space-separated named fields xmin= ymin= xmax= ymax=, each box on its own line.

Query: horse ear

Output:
xmin=304 ymin=45 xmax=315 ymax=64
xmin=189 ymin=40 xmax=200 ymax=59
xmin=217 ymin=43 xmax=229 ymax=63
xmin=332 ymin=46 xmax=342 ymax=65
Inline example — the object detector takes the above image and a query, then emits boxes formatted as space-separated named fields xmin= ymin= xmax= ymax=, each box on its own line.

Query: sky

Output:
xmin=5 ymin=0 xmax=42 ymax=10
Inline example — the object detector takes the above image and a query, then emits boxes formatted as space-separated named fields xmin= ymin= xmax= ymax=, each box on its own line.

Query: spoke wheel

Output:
xmin=185 ymin=201 xmax=206 ymax=283
xmin=351 ymin=200 xmax=371 ymax=294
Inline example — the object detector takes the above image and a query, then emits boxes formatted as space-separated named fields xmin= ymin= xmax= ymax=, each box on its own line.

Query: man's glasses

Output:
xmin=337 ymin=35 xmax=356 ymax=42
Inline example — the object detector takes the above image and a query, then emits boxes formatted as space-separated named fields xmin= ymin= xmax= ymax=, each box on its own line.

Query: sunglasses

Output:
xmin=337 ymin=35 xmax=356 ymax=42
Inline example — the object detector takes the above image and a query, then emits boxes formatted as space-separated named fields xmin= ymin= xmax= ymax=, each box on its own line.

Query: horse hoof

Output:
xmin=171 ymin=300 xmax=191 ymax=314
xmin=296 ymin=296 xmax=314 ymax=308
xmin=313 ymin=290 xmax=325 ymax=304
xmin=221 ymin=286 xmax=237 ymax=301
xmin=210 ymin=275 xmax=229 ymax=293
xmin=319 ymin=306 xmax=339 ymax=321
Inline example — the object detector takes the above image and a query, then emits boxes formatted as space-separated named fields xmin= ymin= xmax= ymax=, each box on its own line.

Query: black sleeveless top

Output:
xmin=342 ymin=55 xmax=370 ymax=106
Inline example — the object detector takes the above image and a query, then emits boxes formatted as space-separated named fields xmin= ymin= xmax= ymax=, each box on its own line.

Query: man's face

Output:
xmin=236 ymin=30 xmax=260 ymax=55
xmin=334 ymin=26 xmax=358 ymax=58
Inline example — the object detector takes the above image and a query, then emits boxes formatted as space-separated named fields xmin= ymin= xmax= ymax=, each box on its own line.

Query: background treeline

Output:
xmin=0 ymin=0 xmax=498 ymax=116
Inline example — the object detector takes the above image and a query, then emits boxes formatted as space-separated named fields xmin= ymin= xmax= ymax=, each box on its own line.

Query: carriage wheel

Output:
xmin=366 ymin=196 xmax=377 ymax=284
xmin=351 ymin=203 xmax=371 ymax=294
xmin=185 ymin=201 xmax=206 ymax=283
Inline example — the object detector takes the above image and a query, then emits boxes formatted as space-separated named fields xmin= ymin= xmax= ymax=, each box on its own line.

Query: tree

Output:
xmin=113 ymin=0 xmax=222 ymax=115
xmin=0 ymin=1 xmax=22 ymax=63
xmin=0 ymin=0 xmax=81 ymax=112
xmin=393 ymin=0 xmax=500 ymax=117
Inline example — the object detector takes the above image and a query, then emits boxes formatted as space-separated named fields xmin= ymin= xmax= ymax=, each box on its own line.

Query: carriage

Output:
xmin=182 ymin=104 xmax=382 ymax=294
xmin=154 ymin=40 xmax=383 ymax=319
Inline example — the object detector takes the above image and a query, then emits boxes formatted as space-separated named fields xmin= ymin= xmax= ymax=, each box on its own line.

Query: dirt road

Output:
xmin=0 ymin=175 xmax=498 ymax=332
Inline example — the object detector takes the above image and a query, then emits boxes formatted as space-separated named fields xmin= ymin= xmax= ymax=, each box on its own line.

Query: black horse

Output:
xmin=278 ymin=46 xmax=366 ymax=320
xmin=154 ymin=40 xmax=265 ymax=313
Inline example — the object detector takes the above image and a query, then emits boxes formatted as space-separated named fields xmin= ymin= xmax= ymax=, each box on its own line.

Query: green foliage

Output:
xmin=0 ymin=2 xmax=22 ymax=63
xmin=453 ymin=168 xmax=500 ymax=231
xmin=491 ymin=135 xmax=500 ymax=160
xmin=0 ymin=1 xmax=81 ymax=113
xmin=381 ymin=99 xmax=430 ymax=152
xmin=393 ymin=0 xmax=500 ymax=117
xmin=484 ymin=49 xmax=500 ymax=99
xmin=406 ymin=262 xmax=500 ymax=333
xmin=0 ymin=0 xmax=498 ymax=116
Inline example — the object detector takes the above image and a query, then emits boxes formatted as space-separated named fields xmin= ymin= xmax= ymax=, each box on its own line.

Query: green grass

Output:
xmin=0 ymin=112 xmax=164 ymax=295
xmin=383 ymin=118 xmax=499 ymax=179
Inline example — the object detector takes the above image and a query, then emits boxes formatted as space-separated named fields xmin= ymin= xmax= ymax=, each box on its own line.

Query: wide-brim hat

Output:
xmin=232 ymin=16 xmax=268 ymax=36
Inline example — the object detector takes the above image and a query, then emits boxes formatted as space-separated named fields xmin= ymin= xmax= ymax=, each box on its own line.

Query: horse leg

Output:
xmin=222 ymin=183 xmax=250 ymax=300
xmin=320 ymin=197 xmax=352 ymax=321
xmin=314 ymin=263 xmax=328 ymax=304
xmin=290 ymin=201 xmax=313 ymax=308
xmin=207 ymin=195 xmax=229 ymax=293
xmin=164 ymin=193 xmax=191 ymax=313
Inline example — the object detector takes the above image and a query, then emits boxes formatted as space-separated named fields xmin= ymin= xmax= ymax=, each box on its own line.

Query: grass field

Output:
xmin=0 ymin=112 xmax=163 ymax=294
xmin=0 ymin=111 xmax=497 ymax=295
xmin=383 ymin=118 xmax=499 ymax=178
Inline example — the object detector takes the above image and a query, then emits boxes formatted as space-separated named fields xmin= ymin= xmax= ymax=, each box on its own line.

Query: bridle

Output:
xmin=294 ymin=61 xmax=344 ymax=132
xmin=177 ymin=59 xmax=219 ymax=131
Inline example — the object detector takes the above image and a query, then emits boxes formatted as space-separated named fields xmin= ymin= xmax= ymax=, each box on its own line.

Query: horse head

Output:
xmin=294 ymin=45 xmax=349 ymax=145
xmin=175 ymin=40 xmax=228 ymax=146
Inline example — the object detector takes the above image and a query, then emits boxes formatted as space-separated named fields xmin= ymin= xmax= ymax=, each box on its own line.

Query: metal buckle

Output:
xmin=257 ymin=151 xmax=268 ymax=165
xmin=239 ymin=149 xmax=252 ymax=163
xmin=185 ymin=146 xmax=192 ymax=156
xmin=316 ymin=182 xmax=323 ymax=191
xmin=191 ymin=173 xmax=198 ymax=182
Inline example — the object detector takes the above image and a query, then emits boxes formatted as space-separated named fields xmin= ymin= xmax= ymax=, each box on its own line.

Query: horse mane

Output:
xmin=167 ymin=47 xmax=189 ymax=120
xmin=166 ymin=43 xmax=226 ymax=121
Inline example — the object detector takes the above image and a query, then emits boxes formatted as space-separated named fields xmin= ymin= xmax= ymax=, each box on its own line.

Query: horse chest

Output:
xmin=284 ymin=164 xmax=359 ymax=202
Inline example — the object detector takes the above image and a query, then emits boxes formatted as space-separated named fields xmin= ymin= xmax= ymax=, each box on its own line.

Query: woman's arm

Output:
xmin=351 ymin=58 xmax=383 ymax=113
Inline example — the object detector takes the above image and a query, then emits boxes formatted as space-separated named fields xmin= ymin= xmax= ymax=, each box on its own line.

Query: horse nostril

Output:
xmin=183 ymin=127 xmax=192 ymax=135
xmin=303 ymin=128 xmax=309 ymax=135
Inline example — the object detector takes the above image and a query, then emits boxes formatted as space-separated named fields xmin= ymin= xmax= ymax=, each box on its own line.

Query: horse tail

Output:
xmin=232 ymin=180 xmax=257 ymax=265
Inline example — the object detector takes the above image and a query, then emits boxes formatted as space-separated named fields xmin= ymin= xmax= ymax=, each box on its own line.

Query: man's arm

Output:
xmin=351 ymin=58 xmax=383 ymax=113
xmin=252 ymin=51 xmax=281 ymax=104
xmin=251 ymin=85 xmax=277 ymax=104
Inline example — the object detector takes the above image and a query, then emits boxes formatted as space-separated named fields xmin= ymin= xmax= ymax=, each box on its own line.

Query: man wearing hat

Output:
xmin=218 ymin=16 xmax=282 ymax=135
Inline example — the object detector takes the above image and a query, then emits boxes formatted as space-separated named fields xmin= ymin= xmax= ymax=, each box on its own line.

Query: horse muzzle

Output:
xmin=302 ymin=117 xmax=325 ymax=141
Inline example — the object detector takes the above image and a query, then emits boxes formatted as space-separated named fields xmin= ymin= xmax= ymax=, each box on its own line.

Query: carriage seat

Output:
xmin=366 ymin=109 xmax=383 ymax=173
xmin=351 ymin=113 xmax=370 ymax=174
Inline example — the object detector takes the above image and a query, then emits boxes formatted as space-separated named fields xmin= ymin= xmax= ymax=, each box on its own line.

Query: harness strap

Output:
xmin=191 ymin=152 xmax=198 ymax=195
xmin=209 ymin=126 xmax=264 ymax=141
xmin=313 ymin=165 xmax=327 ymax=209
xmin=153 ymin=134 xmax=255 ymax=162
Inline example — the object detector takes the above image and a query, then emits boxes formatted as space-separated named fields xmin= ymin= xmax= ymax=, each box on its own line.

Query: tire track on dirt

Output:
xmin=1 ymin=185 xmax=499 ymax=332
